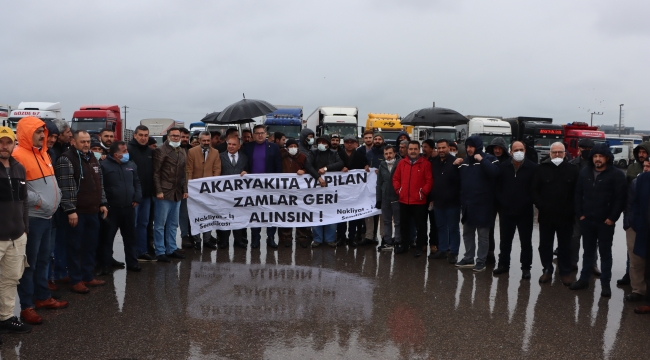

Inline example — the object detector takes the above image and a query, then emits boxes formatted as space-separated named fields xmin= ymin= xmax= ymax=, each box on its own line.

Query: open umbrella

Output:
xmin=401 ymin=105 xmax=467 ymax=127
xmin=216 ymin=94 xmax=276 ymax=124
xmin=200 ymin=111 xmax=221 ymax=123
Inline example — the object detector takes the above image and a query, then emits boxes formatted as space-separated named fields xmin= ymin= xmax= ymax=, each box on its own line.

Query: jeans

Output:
xmin=66 ymin=213 xmax=100 ymax=285
xmin=251 ymin=227 xmax=276 ymax=246
xmin=104 ymin=205 xmax=138 ymax=268
xmin=0 ymin=234 xmax=26 ymax=320
xmin=312 ymin=224 xmax=337 ymax=243
xmin=538 ymin=222 xmax=573 ymax=276
xmin=381 ymin=201 xmax=401 ymax=244
xmin=579 ymin=218 xmax=615 ymax=283
xmin=179 ymin=198 xmax=190 ymax=237
xmin=134 ymin=197 xmax=152 ymax=256
xmin=399 ymin=204 xmax=428 ymax=248
xmin=434 ymin=206 xmax=461 ymax=255
xmin=18 ymin=217 xmax=52 ymax=309
xmin=153 ymin=199 xmax=180 ymax=256
xmin=498 ymin=211 xmax=534 ymax=270
xmin=462 ymin=224 xmax=490 ymax=264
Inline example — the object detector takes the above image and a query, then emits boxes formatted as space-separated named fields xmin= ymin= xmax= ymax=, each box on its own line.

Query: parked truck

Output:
xmin=365 ymin=113 xmax=409 ymax=144
xmin=265 ymin=106 xmax=303 ymax=140
xmin=0 ymin=105 xmax=11 ymax=128
xmin=414 ymin=126 xmax=458 ymax=143
xmin=563 ymin=122 xmax=606 ymax=159
xmin=610 ymin=141 xmax=636 ymax=168
xmin=456 ymin=116 xmax=512 ymax=149
xmin=305 ymin=106 xmax=358 ymax=138
xmin=71 ymin=105 xmax=127 ymax=140
xmin=7 ymin=102 xmax=63 ymax=130
xmin=140 ymin=118 xmax=185 ymax=147
xmin=504 ymin=117 xmax=564 ymax=162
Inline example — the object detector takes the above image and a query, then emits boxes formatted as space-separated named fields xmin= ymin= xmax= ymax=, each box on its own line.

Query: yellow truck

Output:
xmin=365 ymin=113 xmax=412 ymax=145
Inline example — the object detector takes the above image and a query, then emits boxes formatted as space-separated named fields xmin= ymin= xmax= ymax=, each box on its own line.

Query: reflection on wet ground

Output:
xmin=4 ymin=220 xmax=650 ymax=359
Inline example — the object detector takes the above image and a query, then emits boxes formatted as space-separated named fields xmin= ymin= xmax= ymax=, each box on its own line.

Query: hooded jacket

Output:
xmin=305 ymin=135 xmax=344 ymax=179
xmin=376 ymin=155 xmax=401 ymax=203
xmin=496 ymin=157 xmax=538 ymax=216
xmin=127 ymin=138 xmax=154 ymax=198
xmin=0 ymin=157 xmax=29 ymax=240
xmin=632 ymin=171 xmax=650 ymax=258
xmin=366 ymin=143 xmax=385 ymax=168
xmin=392 ymin=155 xmax=433 ymax=205
xmin=281 ymin=148 xmax=307 ymax=173
xmin=299 ymin=128 xmax=315 ymax=155
xmin=12 ymin=117 xmax=61 ymax=219
xmin=458 ymin=135 xmax=500 ymax=227
xmin=532 ymin=157 xmax=579 ymax=225
xmin=394 ymin=131 xmax=411 ymax=147
xmin=486 ymin=137 xmax=511 ymax=162
xmin=574 ymin=143 xmax=626 ymax=223
xmin=626 ymin=141 xmax=650 ymax=184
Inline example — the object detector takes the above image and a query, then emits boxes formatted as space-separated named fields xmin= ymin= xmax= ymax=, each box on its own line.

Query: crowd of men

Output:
xmin=1 ymin=116 xmax=650 ymax=342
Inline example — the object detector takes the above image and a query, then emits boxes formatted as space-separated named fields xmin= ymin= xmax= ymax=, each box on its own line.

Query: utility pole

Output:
xmin=590 ymin=111 xmax=603 ymax=126
xmin=619 ymin=104 xmax=624 ymax=136
xmin=122 ymin=105 xmax=129 ymax=139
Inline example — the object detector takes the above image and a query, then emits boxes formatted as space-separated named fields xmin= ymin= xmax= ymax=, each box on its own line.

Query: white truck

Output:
xmin=456 ymin=116 xmax=512 ymax=150
xmin=610 ymin=141 xmax=635 ymax=168
xmin=0 ymin=105 xmax=11 ymax=127
xmin=140 ymin=118 xmax=185 ymax=147
xmin=305 ymin=106 xmax=358 ymax=138
xmin=7 ymin=102 xmax=63 ymax=130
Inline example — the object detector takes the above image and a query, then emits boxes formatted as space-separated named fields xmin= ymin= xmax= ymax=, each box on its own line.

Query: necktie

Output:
xmin=203 ymin=149 xmax=208 ymax=162
xmin=231 ymin=154 xmax=236 ymax=167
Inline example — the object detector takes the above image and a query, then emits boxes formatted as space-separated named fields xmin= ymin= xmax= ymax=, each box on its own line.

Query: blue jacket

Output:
xmin=243 ymin=140 xmax=282 ymax=174
xmin=458 ymin=135 xmax=500 ymax=227
xmin=366 ymin=145 xmax=385 ymax=168
xmin=100 ymin=157 xmax=142 ymax=207
xmin=633 ymin=172 xmax=650 ymax=258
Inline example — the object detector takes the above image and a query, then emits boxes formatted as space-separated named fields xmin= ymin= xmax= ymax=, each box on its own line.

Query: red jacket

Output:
xmin=392 ymin=156 xmax=433 ymax=205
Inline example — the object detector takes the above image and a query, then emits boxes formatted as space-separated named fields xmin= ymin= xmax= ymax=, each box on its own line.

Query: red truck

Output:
xmin=71 ymin=105 xmax=128 ymax=140
xmin=563 ymin=122 xmax=606 ymax=158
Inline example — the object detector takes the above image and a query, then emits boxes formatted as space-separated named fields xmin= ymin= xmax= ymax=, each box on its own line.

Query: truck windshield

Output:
xmin=533 ymin=137 xmax=562 ymax=148
xmin=324 ymin=124 xmax=357 ymax=138
xmin=71 ymin=119 xmax=108 ymax=132
xmin=428 ymin=130 xmax=457 ymax=142
xmin=266 ymin=125 xmax=301 ymax=139
xmin=478 ymin=134 xmax=511 ymax=148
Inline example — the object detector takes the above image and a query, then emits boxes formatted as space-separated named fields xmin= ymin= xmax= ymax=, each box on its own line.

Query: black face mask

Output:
xmin=580 ymin=149 xmax=591 ymax=160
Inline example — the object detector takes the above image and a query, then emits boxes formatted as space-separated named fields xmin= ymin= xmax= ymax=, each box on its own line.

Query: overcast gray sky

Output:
xmin=2 ymin=0 xmax=649 ymax=129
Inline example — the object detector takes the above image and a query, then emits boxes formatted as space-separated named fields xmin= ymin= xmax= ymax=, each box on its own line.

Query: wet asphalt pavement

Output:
xmin=3 ymin=216 xmax=649 ymax=360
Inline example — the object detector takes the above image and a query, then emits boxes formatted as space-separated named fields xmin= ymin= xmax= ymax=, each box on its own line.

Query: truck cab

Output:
xmin=457 ymin=117 xmax=512 ymax=150
xmin=563 ymin=122 xmax=606 ymax=158
xmin=365 ymin=113 xmax=404 ymax=144
xmin=305 ymin=106 xmax=358 ymax=138
xmin=8 ymin=102 xmax=63 ymax=130
xmin=264 ymin=107 xmax=303 ymax=139
xmin=72 ymin=105 xmax=123 ymax=140
xmin=415 ymin=126 xmax=458 ymax=143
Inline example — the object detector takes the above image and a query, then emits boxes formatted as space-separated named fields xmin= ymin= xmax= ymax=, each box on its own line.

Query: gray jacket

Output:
xmin=220 ymin=151 xmax=248 ymax=176
xmin=376 ymin=158 xmax=400 ymax=203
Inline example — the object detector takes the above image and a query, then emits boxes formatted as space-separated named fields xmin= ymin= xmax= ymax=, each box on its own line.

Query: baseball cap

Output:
xmin=0 ymin=127 xmax=16 ymax=141
xmin=343 ymin=134 xmax=358 ymax=142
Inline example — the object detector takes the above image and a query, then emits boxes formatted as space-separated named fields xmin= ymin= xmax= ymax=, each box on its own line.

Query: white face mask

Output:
xmin=169 ymin=141 xmax=181 ymax=148
xmin=307 ymin=138 xmax=314 ymax=145
xmin=317 ymin=144 xmax=328 ymax=152
xmin=512 ymin=151 xmax=525 ymax=162
xmin=551 ymin=157 xmax=563 ymax=166
xmin=450 ymin=151 xmax=457 ymax=157
xmin=288 ymin=147 xmax=298 ymax=156
xmin=386 ymin=158 xmax=396 ymax=165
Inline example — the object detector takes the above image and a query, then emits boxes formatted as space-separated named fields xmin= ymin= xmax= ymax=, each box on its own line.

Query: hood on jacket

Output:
xmin=17 ymin=117 xmax=49 ymax=153
xmin=485 ymin=137 xmax=509 ymax=156
xmin=465 ymin=135 xmax=485 ymax=155
xmin=316 ymin=134 xmax=331 ymax=148
xmin=395 ymin=131 xmax=411 ymax=146
xmin=588 ymin=143 xmax=614 ymax=167
xmin=300 ymin=128 xmax=315 ymax=146
xmin=44 ymin=120 xmax=59 ymax=136
xmin=633 ymin=141 xmax=650 ymax=163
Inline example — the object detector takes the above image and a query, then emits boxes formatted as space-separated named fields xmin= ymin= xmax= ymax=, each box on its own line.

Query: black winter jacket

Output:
xmin=532 ymin=158 xmax=579 ymax=225
xmin=575 ymin=144 xmax=626 ymax=223
xmin=496 ymin=158 xmax=538 ymax=216
xmin=305 ymin=149 xmax=344 ymax=180
xmin=127 ymin=139 xmax=154 ymax=198
xmin=429 ymin=154 xmax=460 ymax=209
xmin=339 ymin=147 xmax=368 ymax=170
xmin=0 ymin=158 xmax=28 ymax=240
xmin=100 ymin=157 xmax=143 ymax=207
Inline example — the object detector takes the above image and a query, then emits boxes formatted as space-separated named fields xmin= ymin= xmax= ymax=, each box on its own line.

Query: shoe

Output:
xmin=455 ymin=258 xmax=475 ymax=268
xmin=168 ymin=251 xmax=186 ymax=259
xmin=174 ymin=248 xmax=186 ymax=255
xmin=48 ymin=280 xmax=58 ymax=292
xmin=486 ymin=253 xmax=496 ymax=265
xmin=473 ymin=263 xmax=486 ymax=272
xmin=137 ymin=253 xmax=156 ymax=262
xmin=95 ymin=267 xmax=111 ymax=276
xmin=601 ymin=284 xmax=612 ymax=298
xmin=111 ymin=258 xmax=125 ymax=269
xmin=592 ymin=266 xmax=601 ymax=277
xmin=300 ymin=241 xmax=309 ymax=248
xmin=311 ymin=241 xmax=320 ymax=248
xmin=208 ymin=236 xmax=218 ymax=245
xmin=381 ymin=244 xmax=394 ymax=252
xmin=413 ymin=249 xmax=422 ymax=257
xmin=267 ymin=239 xmax=278 ymax=249
xmin=347 ymin=239 xmax=357 ymax=247
xmin=157 ymin=255 xmax=171 ymax=263
xmin=181 ymin=236 xmax=193 ymax=249
xmin=560 ymin=275 xmax=573 ymax=286
xmin=34 ymin=298 xmax=69 ymax=310
xmin=570 ymin=279 xmax=589 ymax=290
xmin=539 ymin=272 xmax=552 ymax=284
xmin=634 ymin=305 xmax=650 ymax=314
xmin=284 ymin=241 xmax=293 ymax=248
xmin=19 ymin=308 xmax=42 ymax=325
xmin=626 ymin=292 xmax=645 ymax=302
xmin=394 ymin=244 xmax=409 ymax=255
xmin=203 ymin=241 xmax=218 ymax=250
xmin=327 ymin=241 xmax=337 ymax=248
xmin=447 ymin=253 xmax=458 ymax=264
xmin=0 ymin=316 xmax=31 ymax=333
xmin=55 ymin=276 xmax=70 ymax=284
xmin=127 ymin=265 xmax=142 ymax=272
xmin=617 ymin=274 xmax=631 ymax=286
xmin=193 ymin=241 xmax=202 ymax=250
xmin=522 ymin=270 xmax=531 ymax=280
xmin=428 ymin=251 xmax=446 ymax=259
xmin=251 ymin=241 xmax=260 ymax=249
xmin=492 ymin=266 xmax=509 ymax=275
xmin=233 ymin=240 xmax=247 ymax=249
xmin=84 ymin=279 xmax=106 ymax=287
xmin=70 ymin=282 xmax=90 ymax=294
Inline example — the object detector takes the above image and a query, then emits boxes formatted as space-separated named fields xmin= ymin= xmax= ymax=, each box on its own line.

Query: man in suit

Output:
xmin=186 ymin=131 xmax=222 ymax=250
xmin=218 ymin=135 xmax=248 ymax=249
xmin=243 ymin=125 xmax=282 ymax=249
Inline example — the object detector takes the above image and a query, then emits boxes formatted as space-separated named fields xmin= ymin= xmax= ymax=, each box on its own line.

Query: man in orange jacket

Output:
xmin=392 ymin=141 xmax=433 ymax=257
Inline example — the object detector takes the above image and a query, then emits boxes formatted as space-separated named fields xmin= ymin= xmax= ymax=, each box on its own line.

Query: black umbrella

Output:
xmin=200 ymin=111 xmax=221 ymax=123
xmin=216 ymin=94 xmax=277 ymax=123
xmin=401 ymin=106 xmax=467 ymax=127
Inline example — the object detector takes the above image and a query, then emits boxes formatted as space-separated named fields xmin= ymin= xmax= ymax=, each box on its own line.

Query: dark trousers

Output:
xmin=52 ymin=208 xmax=68 ymax=281
xmin=645 ymin=226 xmax=650 ymax=302
xmin=217 ymin=229 xmax=246 ymax=244
xmin=579 ymin=218 xmax=615 ymax=283
xmin=96 ymin=216 xmax=112 ymax=267
xmin=498 ymin=211 xmax=534 ymax=270
xmin=488 ymin=209 xmax=497 ymax=254
xmin=278 ymin=227 xmax=309 ymax=244
xmin=348 ymin=219 xmax=364 ymax=240
xmin=538 ymin=222 xmax=573 ymax=276
xmin=428 ymin=208 xmax=438 ymax=247
xmin=101 ymin=205 xmax=138 ymax=268
xmin=337 ymin=222 xmax=347 ymax=240
xmin=399 ymin=204 xmax=428 ymax=248
xmin=251 ymin=227 xmax=276 ymax=246
xmin=66 ymin=213 xmax=100 ymax=285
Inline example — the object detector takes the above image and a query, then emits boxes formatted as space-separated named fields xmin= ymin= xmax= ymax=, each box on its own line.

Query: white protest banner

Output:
xmin=188 ymin=170 xmax=381 ymax=233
